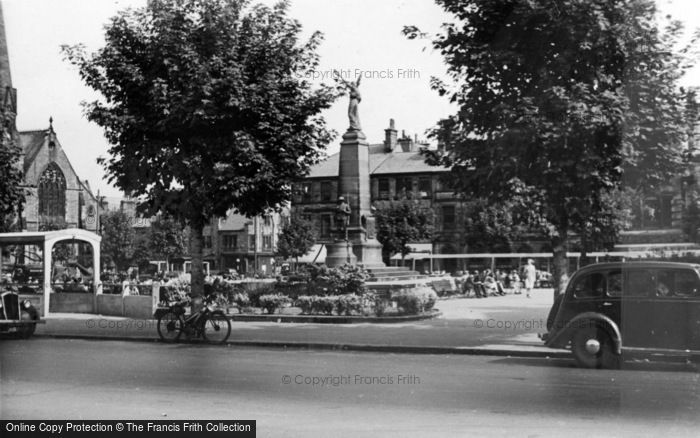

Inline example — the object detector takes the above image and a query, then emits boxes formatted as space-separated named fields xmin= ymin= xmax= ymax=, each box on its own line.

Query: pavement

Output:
xmin=30 ymin=288 xmax=570 ymax=359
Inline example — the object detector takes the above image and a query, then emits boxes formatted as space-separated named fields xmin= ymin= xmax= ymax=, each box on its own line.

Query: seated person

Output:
xmin=482 ymin=270 xmax=499 ymax=297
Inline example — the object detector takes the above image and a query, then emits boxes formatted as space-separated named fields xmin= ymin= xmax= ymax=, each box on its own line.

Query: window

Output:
xmin=626 ymin=270 xmax=655 ymax=297
xmin=396 ymin=177 xmax=413 ymax=198
xmin=418 ymin=177 xmax=431 ymax=198
xmin=301 ymin=183 xmax=312 ymax=201
xmin=38 ymin=163 xmax=66 ymax=224
xmin=249 ymin=235 xmax=256 ymax=251
xmin=572 ymin=273 xmax=606 ymax=299
xmin=675 ymin=270 xmax=700 ymax=297
xmin=607 ymin=270 xmax=623 ymax=297
xmin=321 ymin=181 xmax=333 ymax=202
xmin=656 ymin=269 xmax=700 ymax=298
xmin=204 ymin=236 xmax=212 ymax=249
xmin=263 ymin=215 xmax=272 ymax=227
xmin=263 ymin=235 xmax=272 ymax=250
xmin=222 ymin=235 xmax=237 ymax=250
xmin=442 ymin=205 xmax=455 ymax=230
xmin=378 ymin=178 xmax=390 ymax=200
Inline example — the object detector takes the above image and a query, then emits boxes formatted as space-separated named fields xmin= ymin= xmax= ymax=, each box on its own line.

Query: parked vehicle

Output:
xmin=155 ymin=292 xmax=231 ymax=344
xmin=542 ymin=261 xmax=700 ymax=368
xmin=0 ymin=291 xmax=44 ymax=338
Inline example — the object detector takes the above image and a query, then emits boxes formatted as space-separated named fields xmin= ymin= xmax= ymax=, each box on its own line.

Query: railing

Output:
xmin=0 ymin=282 xmax=43 ymax=294
xmin=51 ymin=282 xmax=95 ymax=293
xmin=101 ymin=282 xmax=154 ymax=296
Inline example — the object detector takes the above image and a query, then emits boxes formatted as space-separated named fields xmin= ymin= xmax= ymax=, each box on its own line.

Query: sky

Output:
xmin=2 ymin=0 xmax=700 ymax=198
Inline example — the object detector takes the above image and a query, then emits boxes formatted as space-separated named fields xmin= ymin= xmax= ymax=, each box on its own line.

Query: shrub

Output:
xmin=247 ymin=284 xmax=278 ymax=308
xmin=394 ymin=287 xmax=438 ymax=315
xmin=258 ymin=294 xmax=292 ymax=314
xmin=295 ymin=295 xmax=315 ymax=314
xmin=313 ymin=296 xmax=336 ymax=315
xmin=362 ymin=292 xmax=388 ymax=316
xmin=305 ymin=264 xmax=370 ymax=295
xmin=231 ymin=292 xmax=250 ymax=313
xmin=336 ymin=294 xmax=362 ymax=316
xmin=395 ymin=293 xmax=421 ymax=315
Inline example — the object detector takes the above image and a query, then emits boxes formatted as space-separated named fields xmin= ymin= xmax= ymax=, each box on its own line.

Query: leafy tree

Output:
xmin=63 ymin=0 xmax=336 ymax=298
xmin=100 ymin=210 xmax=136 ymax=271
xmin=462 ymin=198 xmax=533 ymax=253
xmin=375 ymin=200 xmax=434 ymax=263
xmin=131 ymin=230 xmax=154 ymax=271
xmin=0 ymin=103 xmax=24 ymax=232
xmin=275 ymin=215 xmax=316 ymax=268
xmin=409 ymin=0 xmax=696 ymax=294
xmin=149 ymin=214 xmax=189 ymax=267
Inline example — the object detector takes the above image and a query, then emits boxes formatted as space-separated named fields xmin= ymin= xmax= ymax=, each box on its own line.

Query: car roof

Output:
xmin=574 ymin=261 xmax=700 ymax=274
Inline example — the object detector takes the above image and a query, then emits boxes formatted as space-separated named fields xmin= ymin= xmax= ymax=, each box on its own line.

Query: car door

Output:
xmin=649 ymin=269 xmax=699 ymax=351
xmin=620 ymin=268 xmax=654 ymax=348
xmin=599 ymin=268 xmax=622 ymax=327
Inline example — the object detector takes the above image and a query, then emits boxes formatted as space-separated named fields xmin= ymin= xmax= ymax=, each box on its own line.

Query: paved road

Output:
xmin=2 ymin=338 xmax=699 ymax=437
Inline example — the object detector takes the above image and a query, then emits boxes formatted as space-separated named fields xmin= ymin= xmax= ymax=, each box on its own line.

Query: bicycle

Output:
xmin=156 ymin=293 xmax=231 ymax=344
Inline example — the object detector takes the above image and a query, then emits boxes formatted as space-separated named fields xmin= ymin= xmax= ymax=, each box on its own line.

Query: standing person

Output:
xmin=523 ymin=259 xmax=537 ymax=298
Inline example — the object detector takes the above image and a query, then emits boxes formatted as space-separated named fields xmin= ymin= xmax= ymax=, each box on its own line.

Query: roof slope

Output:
xmin=307 ymin=144 xmax=446 ymax=178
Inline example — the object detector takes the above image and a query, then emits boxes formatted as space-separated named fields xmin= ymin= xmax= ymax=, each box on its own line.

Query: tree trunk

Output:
xmin=551 ymin=228 xmax=569 ymax=300
xmin=580 ymin=228 xmax=589 ymax=268
xmin=190 ymin=221 xmax=205 ymax=310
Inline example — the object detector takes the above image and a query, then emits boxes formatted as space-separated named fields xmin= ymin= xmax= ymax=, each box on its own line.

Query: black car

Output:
xmin=543 ymin=261 xmax=700 ymax=368
xmin=0 ymin=291 xmax=43 ymax=338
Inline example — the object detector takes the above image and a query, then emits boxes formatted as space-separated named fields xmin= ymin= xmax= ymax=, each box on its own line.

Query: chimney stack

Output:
xmin=398 ymin=129 xmax=413 ymax=152
xmin=384 ymin=118 xmax=397 ymax=152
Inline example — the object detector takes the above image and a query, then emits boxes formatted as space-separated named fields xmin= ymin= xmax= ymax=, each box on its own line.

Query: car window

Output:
xmin=655 ymin=270 xmax=674 ymax=297
xmin=660 ymin=270 xmax=700 ymax=298
xmin=626 ymin=270 xmax=654 ymax=297
xmin=607 ymin=270 xmax=623 ymax=297
xmin=572 ymin=273 xmax=605 ymax=299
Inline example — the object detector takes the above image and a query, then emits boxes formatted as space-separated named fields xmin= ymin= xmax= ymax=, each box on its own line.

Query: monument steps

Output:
xmin=363 ymin=265 xmax=426 ymax=282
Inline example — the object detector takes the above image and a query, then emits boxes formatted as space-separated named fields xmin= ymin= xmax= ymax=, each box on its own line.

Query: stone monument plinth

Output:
xmin=325 ymin=129 xmax=385 ymax=268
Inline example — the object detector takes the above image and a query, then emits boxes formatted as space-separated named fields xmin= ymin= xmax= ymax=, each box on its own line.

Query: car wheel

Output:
xmin=571 ymin=325 xmax=620 ymax=369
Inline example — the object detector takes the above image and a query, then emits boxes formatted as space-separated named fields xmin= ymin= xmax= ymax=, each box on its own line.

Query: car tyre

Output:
xmin=571 ymin=325 xmax=620 ymax=369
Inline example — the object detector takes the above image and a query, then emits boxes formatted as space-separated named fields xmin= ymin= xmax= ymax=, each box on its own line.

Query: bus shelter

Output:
xmin=0 ymin=229 xmax=101 ymax=316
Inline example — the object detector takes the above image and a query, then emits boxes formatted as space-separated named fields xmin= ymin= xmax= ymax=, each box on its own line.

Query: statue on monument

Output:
xmin=335 ymin=71 xmax=362 ymax=131
xmin=335 ymin=196 xmax=351 ymax=239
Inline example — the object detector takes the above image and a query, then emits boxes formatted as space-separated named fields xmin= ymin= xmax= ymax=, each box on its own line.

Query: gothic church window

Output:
xmin=38 ymin=163 xmax=66 ymax=223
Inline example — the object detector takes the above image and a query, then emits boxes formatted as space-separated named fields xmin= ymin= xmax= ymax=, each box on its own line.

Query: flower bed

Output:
xmin=155 ymin=266 xmax=437 ymax=318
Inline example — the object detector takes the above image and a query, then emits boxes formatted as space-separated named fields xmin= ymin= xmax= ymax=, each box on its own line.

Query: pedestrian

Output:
xmin=523 ymin=259 xmax=537 ymax=298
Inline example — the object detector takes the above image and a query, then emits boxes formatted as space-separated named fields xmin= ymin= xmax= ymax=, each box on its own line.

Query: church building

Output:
xmin=1 ymin=3 xmax=101 ymax=233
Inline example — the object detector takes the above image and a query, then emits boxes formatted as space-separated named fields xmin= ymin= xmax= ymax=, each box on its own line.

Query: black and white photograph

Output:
xmin=2 ymin=0 xmax=700 ymax=436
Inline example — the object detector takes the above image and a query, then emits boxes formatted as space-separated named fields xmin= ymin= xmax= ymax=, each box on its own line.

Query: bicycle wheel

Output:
xmin=157 ymin=310 xmax=183 ymax=342
xmin=202 ymin=312 xmax=231 ymax=344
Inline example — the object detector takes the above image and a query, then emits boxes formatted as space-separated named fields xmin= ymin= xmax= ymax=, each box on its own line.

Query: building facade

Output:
xmin=204 ymin=210 xmax=285 ymax=276
xmin=0 ymin=2 xmax=101 ymax=235
xmin=18 ymin=122 xmax=102 ymax=233
xmin=292 ymin=119 xmax=470 ymax=272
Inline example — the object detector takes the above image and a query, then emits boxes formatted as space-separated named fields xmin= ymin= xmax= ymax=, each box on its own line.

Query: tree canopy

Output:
xmin=100 ymin=210 xmax=136 ymax=271
xmin=149 ymin=214 xmax=189 ymax=263
xmin=409 ymin=0 xmax=697 ymax=292
xmin=375 ymin=200 xmax=434 ymax=262
xmin=275 ymin=214 xmax=316 ymax=266
xmin=0 ymin=104 xmax=24 ymax=232
xmin=63 ymin=0 xmax=337 ymax=295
